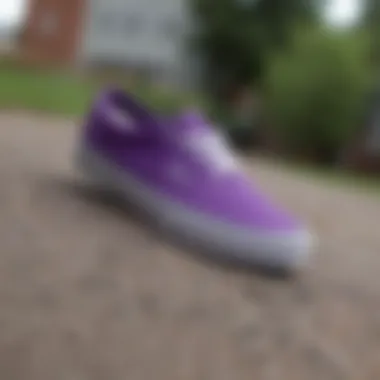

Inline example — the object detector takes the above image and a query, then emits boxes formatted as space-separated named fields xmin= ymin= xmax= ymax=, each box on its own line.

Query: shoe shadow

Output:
xmin=41 ymin=174 xmax=293 ymax=280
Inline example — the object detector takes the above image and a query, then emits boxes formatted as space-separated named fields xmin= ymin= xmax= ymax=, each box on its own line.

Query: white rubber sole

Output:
xmin=75 ymin=143 xmax=314 ymax=270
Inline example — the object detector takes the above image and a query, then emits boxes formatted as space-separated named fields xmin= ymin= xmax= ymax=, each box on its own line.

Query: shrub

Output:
xmin=263 ymin=26 xmax=372 ymax=162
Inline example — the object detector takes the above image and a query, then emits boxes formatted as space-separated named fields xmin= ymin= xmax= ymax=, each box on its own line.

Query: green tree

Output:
xmin=263 ymin=26 xmax=371 ymax=162
xmin=191 ymin=0 xmax=324 ymax=94
xmin=362 ymin=0 xmax=380 ymax=63
xmin=362 ymin=0 xmax=380 ymax=28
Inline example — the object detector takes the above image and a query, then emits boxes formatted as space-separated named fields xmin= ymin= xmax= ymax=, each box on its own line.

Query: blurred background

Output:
xmin=0 ymin=0 xmax=379 ymax=173
xmin=1 ymin=3 xmax=380 ymax=378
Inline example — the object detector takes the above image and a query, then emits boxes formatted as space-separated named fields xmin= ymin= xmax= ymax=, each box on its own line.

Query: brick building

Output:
xmin=20 ymin=0 xmax=86 ymax=65
xmin=20 ymin=0 xmax=200 ymax=87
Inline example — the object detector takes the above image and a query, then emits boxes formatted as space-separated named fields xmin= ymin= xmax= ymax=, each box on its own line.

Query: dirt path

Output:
xmin=0 ymin=112 xmax=379 ymax=380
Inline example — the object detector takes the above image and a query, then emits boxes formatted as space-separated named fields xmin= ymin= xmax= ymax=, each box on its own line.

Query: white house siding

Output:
xmin=79 ymin=0 xmax=199 ymax=88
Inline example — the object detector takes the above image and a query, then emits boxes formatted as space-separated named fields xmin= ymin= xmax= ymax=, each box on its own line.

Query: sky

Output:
xmin=0 ymin=0 xmax=26 ymax=28
xmin=326 ymin=0 xmax=361 ymax=26
xmin=0 ymin=0 xmax=362 ymax=28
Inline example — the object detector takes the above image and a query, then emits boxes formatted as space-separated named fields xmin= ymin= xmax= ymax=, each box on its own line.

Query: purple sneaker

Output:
xmin=75 ymin=89 xmax=314 ymax=270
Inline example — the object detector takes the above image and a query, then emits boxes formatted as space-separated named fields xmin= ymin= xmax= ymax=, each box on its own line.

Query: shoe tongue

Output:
xmin=170 ymin=109 xmax=211 ymax=137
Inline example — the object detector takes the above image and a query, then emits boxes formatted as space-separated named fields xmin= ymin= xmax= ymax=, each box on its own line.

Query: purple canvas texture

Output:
xmin=83 ymin=89 xmax=302 ymax=231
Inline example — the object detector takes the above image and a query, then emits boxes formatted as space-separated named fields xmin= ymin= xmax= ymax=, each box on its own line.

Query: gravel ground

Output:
xmin=0 ymin=112 xmax=379 ymax=380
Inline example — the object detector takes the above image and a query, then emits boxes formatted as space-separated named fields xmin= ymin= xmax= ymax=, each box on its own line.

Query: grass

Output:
xmin=0 ymin=59 xmax=205 ymax=116
xmin=0 ymin=61 xmax=95 ymax=115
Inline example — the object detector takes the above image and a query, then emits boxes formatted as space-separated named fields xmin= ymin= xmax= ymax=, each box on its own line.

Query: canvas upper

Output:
xmin=83 ymin=89 xmax=304 ymax=234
